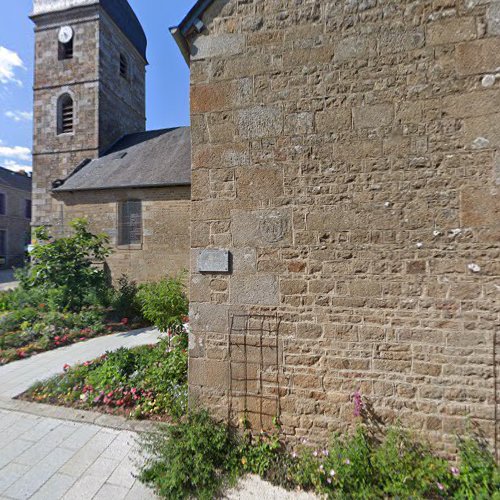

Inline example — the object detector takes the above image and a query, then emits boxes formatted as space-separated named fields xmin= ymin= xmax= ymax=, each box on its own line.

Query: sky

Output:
xmin=0 ymin=0 xmax=195 ymax=173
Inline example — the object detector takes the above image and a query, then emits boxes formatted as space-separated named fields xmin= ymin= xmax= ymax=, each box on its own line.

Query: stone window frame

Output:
xmin=57 ymin=93 xmax=75 ymax=135
xmin=116 ymin=199 xmax=143 ymax=249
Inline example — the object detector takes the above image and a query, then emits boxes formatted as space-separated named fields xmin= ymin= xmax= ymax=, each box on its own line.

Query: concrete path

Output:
xmin=0 ymin=328 xmax=162 ymax=499
xmin=0 ymin=328 xmax=163 ymax=399
xmin=0 ymin=407 xmax=153 ymax=500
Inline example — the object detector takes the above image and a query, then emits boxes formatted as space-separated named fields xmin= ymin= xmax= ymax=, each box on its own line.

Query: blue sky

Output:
xmin=0 ymin=0 xmax=195 ymax=173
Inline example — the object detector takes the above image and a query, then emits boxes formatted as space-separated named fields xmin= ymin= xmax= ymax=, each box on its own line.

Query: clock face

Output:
xmin=58 ymin=26 xmax=73 ymax=44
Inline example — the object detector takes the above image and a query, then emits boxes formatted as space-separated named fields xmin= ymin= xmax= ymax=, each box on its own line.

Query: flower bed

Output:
xmin=19 ymin=333 xmax=188 ymax=420
xmin=0 ymin=307 xmax=138 ymax=365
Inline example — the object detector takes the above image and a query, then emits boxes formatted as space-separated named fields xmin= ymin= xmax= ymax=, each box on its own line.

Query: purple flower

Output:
xmin=353 ymin=390 xmax=364 ymax=417
xmin=322 ymin=449 xmax=329 ymax=457
xmin=451 ymin=466 xmax=459 ymax=477
xmin=344 ymin=459 xmax=351 ymax=465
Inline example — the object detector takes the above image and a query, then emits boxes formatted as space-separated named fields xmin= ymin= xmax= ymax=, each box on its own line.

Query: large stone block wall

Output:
xmin=55 ymin=186 xmax=191 ymax=283
xmin=187 ymin=0 xmax=500 ymax=454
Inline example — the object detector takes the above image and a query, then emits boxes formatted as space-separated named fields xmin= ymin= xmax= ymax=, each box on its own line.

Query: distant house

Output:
xmin=0 ymin=167 xmax=32 ymax=268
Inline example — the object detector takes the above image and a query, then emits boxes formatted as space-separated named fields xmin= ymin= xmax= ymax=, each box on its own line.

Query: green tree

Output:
xmin=24 ymin=218 xmax=111 ymax=310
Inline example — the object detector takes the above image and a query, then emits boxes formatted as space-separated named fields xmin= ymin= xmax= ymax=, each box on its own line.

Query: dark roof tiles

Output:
xmin=54 ymin=127 xmax=191 ymax=192
xmin=0 ymin=167 xmax=32 ymax=192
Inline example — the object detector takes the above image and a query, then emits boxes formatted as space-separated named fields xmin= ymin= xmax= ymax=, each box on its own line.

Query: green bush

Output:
xmin=139 ymin=415 xmax=500 ymax=500
xmin=111 ymin=275 xmax=143 ymax=321
xmin=24 ymin=218 xmax=111 ymax=311
xmin=137 ymin=274 xmax=188 ymax=334
xmin=139 ymin=411 xmax=240 ymax=500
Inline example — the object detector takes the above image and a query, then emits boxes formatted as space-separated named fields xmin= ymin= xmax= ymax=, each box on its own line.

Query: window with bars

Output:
xmin=58 ymin=94 xmax=74 ymax=134
xmin=119 ymin=53 xmax=128 ymax=79
xmin=0 ymin=194 xmax=6 ymax=215
xmin=58 ymin=39 xmax=73 ymax=60
xmin=118 ymin=200 xmax=142 ymax=246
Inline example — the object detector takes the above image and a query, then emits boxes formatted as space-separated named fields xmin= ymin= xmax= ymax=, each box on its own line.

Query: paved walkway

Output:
xmin=0 ymin=328 xmax=162 ymax=499
xmin=0 ymin=408 xmax=152 ymax=500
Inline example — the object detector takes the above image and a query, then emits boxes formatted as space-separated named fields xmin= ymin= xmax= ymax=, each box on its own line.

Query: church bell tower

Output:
xmin=30 ymin=0 xmax=147 ymax=233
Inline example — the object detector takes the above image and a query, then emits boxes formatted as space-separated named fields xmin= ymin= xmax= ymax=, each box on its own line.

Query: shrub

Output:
xmin=139 ymin=416 xmax=500 ymax=500
xmin=139 ymin=411 xmax=240 ymax=500
xmin=111 ymin=275 xmax=143 ymax=321
xmin=137 ymin=274 xmax=188 ymax=334
xmin=23 ymin=218 xmax=111 ymax=311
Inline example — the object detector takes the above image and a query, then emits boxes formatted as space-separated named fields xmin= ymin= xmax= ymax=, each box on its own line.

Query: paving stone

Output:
xmin=4 ymin=447 xmax=75 ymax=499
xmin=94 ymin=483 xmax=130 ymax=500
xmin=0 ymin=463 xmax=30 ymax=494
xmin=29 ymin=473 xmax=76 ymax=500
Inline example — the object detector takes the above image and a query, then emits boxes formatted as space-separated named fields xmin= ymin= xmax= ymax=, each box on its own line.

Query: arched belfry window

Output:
xmin=57 ymin=94 xmax=74 ymax=134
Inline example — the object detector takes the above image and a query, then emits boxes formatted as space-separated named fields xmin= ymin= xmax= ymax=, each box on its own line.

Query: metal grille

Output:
xmin=118 ymin=200 xmax=142 ymax=245
xmin=228 ymin=313 xmax=281 ymax=430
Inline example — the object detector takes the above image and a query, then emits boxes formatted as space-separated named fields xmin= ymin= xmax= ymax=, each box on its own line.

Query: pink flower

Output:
xmin=353 ymin=389 xmax=364 ymax=417
xmin=344 ymin=458 xmax=351 ymax=465
xmin=451 ymin=466 xmax=459 ymax=477
xmin=437 ymin=483 xmax=445 ymax=491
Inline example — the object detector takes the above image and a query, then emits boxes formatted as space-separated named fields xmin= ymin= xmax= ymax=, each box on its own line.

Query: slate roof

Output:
xmin=54 ymin=127 xmax=191 ymax=192
xmin=0 ymin=167 xmax=32 ymax=192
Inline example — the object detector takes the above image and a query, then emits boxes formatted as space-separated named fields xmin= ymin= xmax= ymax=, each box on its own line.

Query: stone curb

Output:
xmin=0 ymin=396 xmax=161 ymax=433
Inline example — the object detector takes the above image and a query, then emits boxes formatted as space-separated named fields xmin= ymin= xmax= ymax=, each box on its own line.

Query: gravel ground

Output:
xmin=225 ymin=475 xmax=318 ymax=499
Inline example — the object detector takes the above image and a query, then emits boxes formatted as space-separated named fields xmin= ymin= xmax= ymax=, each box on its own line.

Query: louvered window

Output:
xmin=118 ymin=200 xmax=142 ymax=245
xmin=120 ymin=54 xmax=128 ymax=79
xmin=58 ymin=94 xmax=74 ymax=134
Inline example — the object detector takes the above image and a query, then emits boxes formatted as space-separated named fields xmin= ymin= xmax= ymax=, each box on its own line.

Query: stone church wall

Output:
xmin=54 ymin=186 xmax=191 ymax=283
xmin=186 ymin=0 xmax=500 ymax=455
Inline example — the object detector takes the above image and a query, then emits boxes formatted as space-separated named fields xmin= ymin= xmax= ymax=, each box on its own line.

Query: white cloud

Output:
xmin=2 ymin=159 xmax=32 ymax=174
xmin=0 ymin=46 xmax=25 ymax=86
xmin=5 ymin=110 xmax=32 ymax=122
xmin=0 ymin=145 xmax=31 ymax=162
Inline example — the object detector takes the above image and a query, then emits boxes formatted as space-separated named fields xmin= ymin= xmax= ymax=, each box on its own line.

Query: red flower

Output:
xmin=120 ymin=318 xmax=129 ymax=325
xmin=63 ymin=364 xmax=70 ymax=372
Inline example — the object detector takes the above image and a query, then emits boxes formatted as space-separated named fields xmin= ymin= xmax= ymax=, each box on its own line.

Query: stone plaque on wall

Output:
xmin=198 ymin=249 xmax=230 ymax=273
